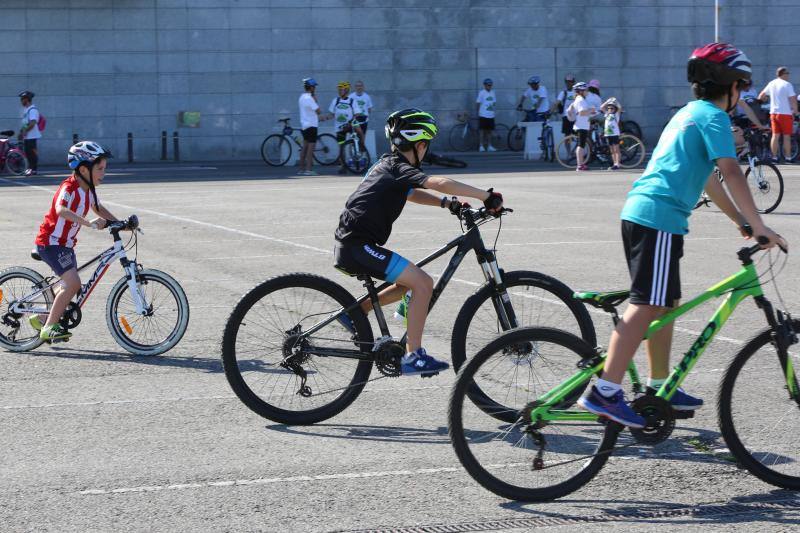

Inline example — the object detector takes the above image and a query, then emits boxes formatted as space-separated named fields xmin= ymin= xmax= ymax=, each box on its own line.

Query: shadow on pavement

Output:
xmin=267 ymin=423 xmax=450 ymax=444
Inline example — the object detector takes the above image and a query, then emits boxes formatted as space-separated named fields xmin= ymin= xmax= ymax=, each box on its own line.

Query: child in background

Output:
xmin=602 ymin=97 xmax=623 ymax=170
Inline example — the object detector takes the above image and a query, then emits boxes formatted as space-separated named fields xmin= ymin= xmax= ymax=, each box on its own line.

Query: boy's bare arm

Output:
xmin=423 ymin=176 xmax=490 ymax=203
xmin=703 ymin=172 xmax=748 ymax=234
xmin=55 ymin=204 xmax=92 ymax=228
xmin=408 ymin=188 xmax=445 ymax=207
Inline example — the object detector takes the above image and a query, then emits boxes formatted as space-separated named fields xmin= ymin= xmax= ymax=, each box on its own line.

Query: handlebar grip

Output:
xmin=757 ymin=235 xmax=770 ymax=245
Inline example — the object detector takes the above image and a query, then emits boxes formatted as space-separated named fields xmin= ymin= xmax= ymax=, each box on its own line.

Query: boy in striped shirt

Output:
xmin=32 ymin=141 xmax=118 ymax=342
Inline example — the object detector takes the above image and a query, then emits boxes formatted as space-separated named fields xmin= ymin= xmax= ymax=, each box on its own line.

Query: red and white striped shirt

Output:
xmin=35 ymin=176 xmax=96 ymax=248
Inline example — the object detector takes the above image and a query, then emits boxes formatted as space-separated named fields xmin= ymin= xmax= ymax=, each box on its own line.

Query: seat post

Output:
xmin=359 ymin=275 xmax=390 ymax=337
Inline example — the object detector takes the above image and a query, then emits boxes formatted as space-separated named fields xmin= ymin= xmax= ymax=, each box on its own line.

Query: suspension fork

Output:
xmin=121 ymin=258 xmax=149 ymax=315
xmin=755 ymin=296 xmax=799 ymax=398
xmin=478 ymin=252 xmax=518 ymax=330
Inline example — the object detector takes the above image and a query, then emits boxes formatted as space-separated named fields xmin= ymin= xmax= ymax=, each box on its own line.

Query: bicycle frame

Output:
xmin=527 ymin=255 xmax=777 ymax=424
xmin=9 ymin=236 xmax=148 ymax=318
xmin=300 ymin=214 xmax=512 ymax=359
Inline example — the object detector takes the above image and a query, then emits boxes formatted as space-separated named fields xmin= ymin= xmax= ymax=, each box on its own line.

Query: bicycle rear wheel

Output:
xmin=449 ymin=123 xmax=477 ymax=152
xmin=507 ymin=126 xmax=525 ymax=152
xmin=718 ymin=321 xmax=800 ymax=490
xmin=621 ymin=120 xmax=642 ymax=140
xmin=313 ymin=133 xmax=340 ymax=166
xmin=0 ymin=267 xmax=51 ymax=352
xmin=261 ymin=134 xmax=291 ymax=166
xmin=543 ymin=126 xmax=555 ymax=162
xmin=449 ymin=327 xmax=619 ymax=502
xmin=221 ymin=273 xmax=374 ymax=425
xmin=491 ymin=124 xmax=510 ymax=151
xmin=618 ymin=134 xmax=646 ymax=168
xmin=5 ymin=150 xmax=28 ymax=175
xmin=745 ymin=160 xmax=783 ymax=214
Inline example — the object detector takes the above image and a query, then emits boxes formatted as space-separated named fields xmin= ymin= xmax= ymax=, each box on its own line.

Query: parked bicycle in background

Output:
xmin=0 ymin=129 xmax=29 ymax=175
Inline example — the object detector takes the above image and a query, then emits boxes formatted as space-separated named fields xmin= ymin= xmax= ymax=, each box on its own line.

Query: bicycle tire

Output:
xmin=620 ymin=120 xmax=643 ymax=140
xmin=449 ymin=123 xmax=477 ymax=152
xmin=260 ymin=134 xmax=291 ymax=166
xmin=426 ymin=152 xmax=467 ymax=168
xmin=491 ymin=124 xmax=510 ymax=151
xmin=5 ymin=151 xmax=28 ymax=176
xmin=718 ymin=321 xmax=800 ymax=490
xmin=0 ymin=267 xmax=50 ymax=352
xmin=618 ymin=134 xmax=646 ymax=168
xmin=449 ymin=327 xmax=619 ymax=502
xmin=313 ymin=133 xmax=340 ymax=166
xmin=106 ymin=269 xmax=189 ymax=356
xmin=555 ymin=135 xmax=586 ymax=168
xmin=791 ymin=134 xmax=799 ymax=162
xmin=507 ymin=126 xmax=525 ymax=152
xmin=543 ymin=126 xmax=555 ymax=162
xmin=745 ymin=160 xmax=783 ymax=214
xmin=451 ymin=271 xmax=597 ymax=423
xmin=343 ymin=142 xmax=371 ymax=174
xmin=221 ymin=273 xmax=374 ymax=425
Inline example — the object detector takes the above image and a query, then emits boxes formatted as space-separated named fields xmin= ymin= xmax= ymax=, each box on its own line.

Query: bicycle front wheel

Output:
xmin=745 ymin=161 xmax=783 ymax=214
xmin=507 ymin=126 xmax=525 ymax=152
xmin=618 ymin=134 xmax=646 ymax=168
xmin=543 ymin=126 xmax=555 ymax=162
xmin=449 ymin=123 xmax=477 ymax=152
xmin=260 ymin=134 xmax=291 ymax=166
xmin=620 ymin=120 xmax=642 ymax=140
xmin=343 ymin=142 xmax=371 ymax=174
xmin=451 ymin=271 xmax=597 ymax=422
xmin=718 ymin=321 xmax=800 ymax=490
xmin=555 ymin=135 xmax=580 ymax=168
xmin=449 ymin=327 xmax=618 ymax=502
xmin=491 ymin=123 xmax=510 ymax=151
xmin=313 ymin=133 xmax=339 ymax=166
xmin=221 ymin=273 xmax=374 ymax=425
xmin=106 ymin=269 xmax=189 ymax=356
xmin=5 ymin=151 xmax=29 ymax=176
xmin=0 ymin=267 xmax=50 ymax=352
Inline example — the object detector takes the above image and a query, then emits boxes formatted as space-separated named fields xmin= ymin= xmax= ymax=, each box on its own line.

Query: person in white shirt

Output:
xmin=328 ymin=81 xmax=365 ymax=175
xmin=352 ymin=81 xmax=373 ymax=133
xmin=566 ymin=82 xmax=595 ymax=171
xmin=556 ymin=74 xmax=577 ymax=138
xmin=297 ymin=78 xmax=328 ymax=176
xmin=601 ymin=97 xmax=623 ymax=170
xmin=475 ymin=78 xmax=497 ymax=152
xmin=758 ymin=67 xmax=798 ymax=162
xmin=517 ymin=76 xmax=549 ymax=122
xmin=586 ymin=80 xmax=604 ymax=121
xmin=18 ymin=90 xmax=41 ymax=176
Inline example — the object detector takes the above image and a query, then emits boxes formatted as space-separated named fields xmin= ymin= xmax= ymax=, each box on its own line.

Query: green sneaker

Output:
xmin=28 ymin=315 xmax=43 ymax=332
xmin=40 ymin=324 xmax=71 ymax=342
xmin=393 ymin=292 xmax=411 ymax=324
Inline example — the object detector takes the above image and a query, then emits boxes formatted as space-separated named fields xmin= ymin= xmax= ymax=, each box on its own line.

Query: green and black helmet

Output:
xmin=385 ymin=108 xmax=438 ymax=150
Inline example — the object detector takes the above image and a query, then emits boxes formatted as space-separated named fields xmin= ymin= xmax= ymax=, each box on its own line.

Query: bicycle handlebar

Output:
xmin=107 ymin=215 xmax=139 ymax=233
xmin=453 ymin=206 xmax=512 ymax=223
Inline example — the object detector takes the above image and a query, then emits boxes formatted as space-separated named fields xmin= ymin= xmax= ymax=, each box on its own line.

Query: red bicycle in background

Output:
xmin=0 ymin=129 xmax=29 ymax=175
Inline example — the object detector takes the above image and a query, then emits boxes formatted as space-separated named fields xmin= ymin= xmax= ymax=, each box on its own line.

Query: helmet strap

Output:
xmin=725 ymin=83 xmax=740 ymax=113
xmin=77 ymin=163 xmax=99 ymax=208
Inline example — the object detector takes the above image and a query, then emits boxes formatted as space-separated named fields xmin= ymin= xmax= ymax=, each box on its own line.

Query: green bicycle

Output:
xmin=449 ymin=239 xmax=798 ymax=501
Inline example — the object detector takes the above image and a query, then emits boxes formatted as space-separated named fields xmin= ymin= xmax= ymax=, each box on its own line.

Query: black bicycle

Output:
xmin=221 ymin=207 xmax=596 ymax=425
xmin=261 ymin=118 xmax=339 ymax=167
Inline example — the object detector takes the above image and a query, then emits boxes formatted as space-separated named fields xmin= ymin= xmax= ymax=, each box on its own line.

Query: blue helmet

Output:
xmin=483 ymin=78 xmax=493 ymax=85
xmin=302 ymin=77 xmax=317 ymax=88
xmin=528 ymin=75 xmax=541 ymax=84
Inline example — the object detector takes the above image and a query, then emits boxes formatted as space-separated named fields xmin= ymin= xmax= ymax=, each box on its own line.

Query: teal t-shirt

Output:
xmin=620 ymin=100 xmax=736 ymax=234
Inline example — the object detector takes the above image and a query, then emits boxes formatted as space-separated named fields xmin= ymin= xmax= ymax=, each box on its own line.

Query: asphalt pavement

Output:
xmin=1 ymin=154 xmax=799 ymax=532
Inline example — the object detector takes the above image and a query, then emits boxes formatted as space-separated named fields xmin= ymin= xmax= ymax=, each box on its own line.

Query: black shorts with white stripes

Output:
xmin=621 ymin=220 xmax=684 ymax=307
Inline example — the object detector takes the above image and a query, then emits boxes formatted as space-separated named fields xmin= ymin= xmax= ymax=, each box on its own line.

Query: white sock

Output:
xmin=595 ymin=378 xmax=622 ymax=398
xmin=647 ymin=378 xmax=667 ymax=389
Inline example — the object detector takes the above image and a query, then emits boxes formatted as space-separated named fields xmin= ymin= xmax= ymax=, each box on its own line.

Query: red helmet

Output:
xmin=687 ymin=43 xmax=752 ymax=85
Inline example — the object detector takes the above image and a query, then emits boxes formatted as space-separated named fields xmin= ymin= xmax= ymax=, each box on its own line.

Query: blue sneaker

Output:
xmin=577 ymin=386 xmax=646 ymax=428
xmin=401 ymin=348 xmax=449 ymax=376
xmin=336 ymin=313 xmax=355 ymax=334
xmin=669 ymin=388 xmax=703 ymax=411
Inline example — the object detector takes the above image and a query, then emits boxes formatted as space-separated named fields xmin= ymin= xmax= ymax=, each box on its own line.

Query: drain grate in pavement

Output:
xmin=335 ymin=497 xmax=800 ymax=532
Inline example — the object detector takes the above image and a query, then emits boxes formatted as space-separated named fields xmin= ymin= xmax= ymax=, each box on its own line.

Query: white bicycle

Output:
xmin=0 ymin=215 xmax=189 ymax=355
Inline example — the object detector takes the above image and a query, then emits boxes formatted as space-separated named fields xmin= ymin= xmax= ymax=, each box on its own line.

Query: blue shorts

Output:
xmin=36 ymin=245 xmax=77 ymax=276
xmin=334 ymin=241 xmax=410 ymax=283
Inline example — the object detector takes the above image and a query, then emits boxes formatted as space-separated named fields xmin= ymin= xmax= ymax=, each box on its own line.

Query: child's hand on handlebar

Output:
xmin=89 ymin=218 xmax=107 ymax=230
xmin=483 ymin=188 xmax=503 ymax=215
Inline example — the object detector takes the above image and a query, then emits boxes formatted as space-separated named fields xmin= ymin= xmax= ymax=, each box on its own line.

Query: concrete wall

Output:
xmin=0 ymin=0 xmax=792 ymax=163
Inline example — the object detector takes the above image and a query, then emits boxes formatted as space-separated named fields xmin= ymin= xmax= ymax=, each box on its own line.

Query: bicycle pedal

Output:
xmin=420 ymin=372 xmax=439 ymax=379
xmin=673 ymin=410 xmax=695 ymax=419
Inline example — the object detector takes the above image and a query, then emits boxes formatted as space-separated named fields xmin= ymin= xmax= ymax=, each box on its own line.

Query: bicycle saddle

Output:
xmin=30 ymin=249 xmax=42 ymax=261
xmin=574 ymin=290 xmax=630 ymax=310
xmin=0 ymin=130 xmax=14 ymax=137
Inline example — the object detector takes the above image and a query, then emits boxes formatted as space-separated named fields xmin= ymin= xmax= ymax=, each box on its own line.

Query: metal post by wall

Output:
xmin=715 ymin=0 xmax=720 ymax=41
xmin=172 ymin=131 xmax=180 ymax=161
xmin=72 ymin=133 xmax=78 ymax=145
xmin=161 ymin=131 xmax=167 ymax=160
xmin=127 ymin=133 xmax=133 ymax=163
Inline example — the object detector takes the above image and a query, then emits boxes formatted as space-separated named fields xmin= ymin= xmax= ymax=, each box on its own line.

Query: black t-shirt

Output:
xmin=335 ymin=152 xmax=429 ymax=245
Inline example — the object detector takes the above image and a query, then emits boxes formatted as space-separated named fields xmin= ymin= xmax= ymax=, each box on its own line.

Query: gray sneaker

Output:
xmin=305 ymin=170 xmax=318 ymax=176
